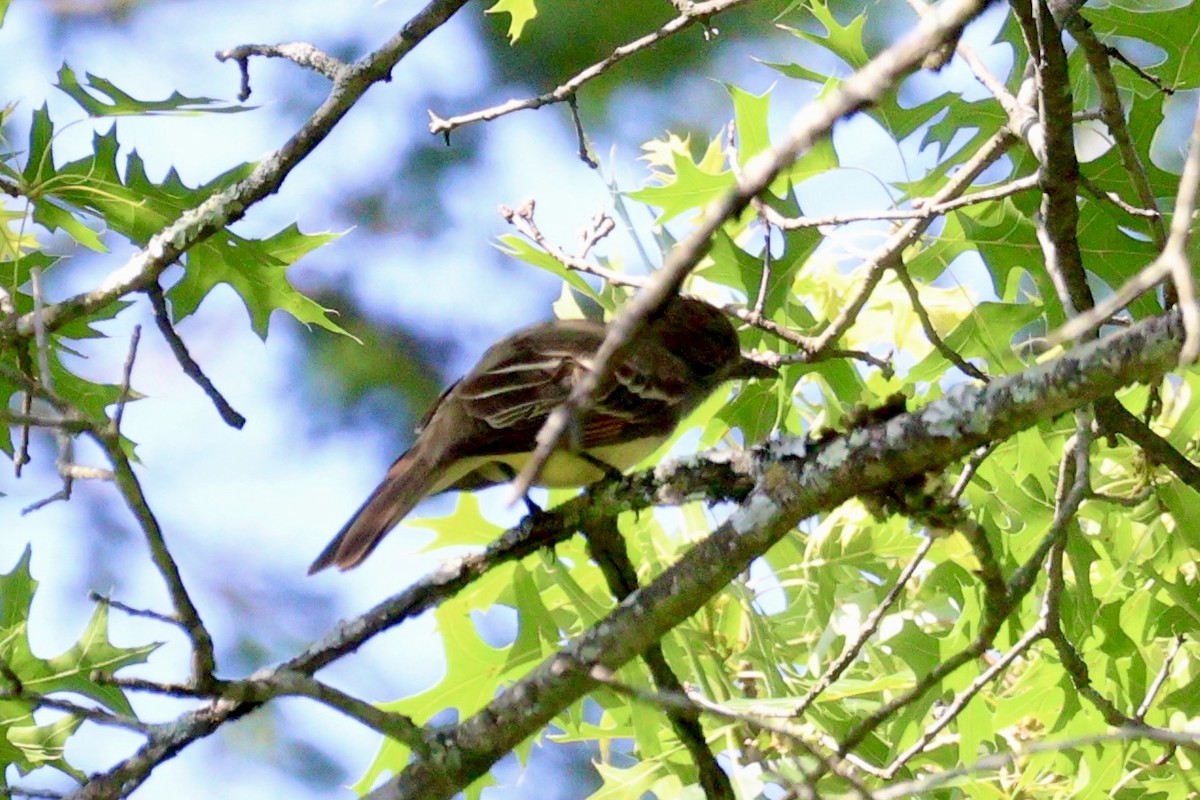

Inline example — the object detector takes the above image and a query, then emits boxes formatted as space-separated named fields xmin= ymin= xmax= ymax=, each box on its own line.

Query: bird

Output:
xmin=308 ymin=295 xmax=776 ymax=573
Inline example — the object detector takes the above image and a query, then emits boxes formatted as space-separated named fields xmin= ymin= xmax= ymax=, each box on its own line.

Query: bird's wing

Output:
xmin=451 ymin=319 xmax=689 ymax=454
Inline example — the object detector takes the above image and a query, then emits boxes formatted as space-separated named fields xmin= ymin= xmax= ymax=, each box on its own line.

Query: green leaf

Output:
xmin=626 ymin=147 xmax=736 ymax=225
xmin=1087 ymin=2 xmax=1200 ymax=91
xmin=353 ymin=600 xmax=515 ymax=796
xmin=908 ymin=301 xmax=1042 ymax=381
xmin=0 ymin=548 xmax=157 ymax=779
xmin=494 ymin=234 xmax=602 ymax=301
xmin=167 ymin=223 xmax=346 ymax=339
xmin=21 ymin=107 xmax=347 ymax=339
xmin=55 ymin=63 xmax=248 ymax=117
xmin=412 ymin=493 xmax=505 ymax=549
xmin=783 ymin=2 xmax=869 ymax=69
xmin=729 ymin=86 xmax=772 ymax=166
xmin=7 ymin=714 xmax=85 ymax=780
xmin=486 ymin=0 xmax=537 ymax=42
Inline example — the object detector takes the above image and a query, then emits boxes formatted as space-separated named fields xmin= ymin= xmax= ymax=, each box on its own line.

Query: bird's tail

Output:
xmin=308 ymin=446 xmax=443 ymax=574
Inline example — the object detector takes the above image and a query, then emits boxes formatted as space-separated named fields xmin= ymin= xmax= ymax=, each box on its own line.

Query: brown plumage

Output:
xmin=308 ymin=296 xmax=775 ymax=574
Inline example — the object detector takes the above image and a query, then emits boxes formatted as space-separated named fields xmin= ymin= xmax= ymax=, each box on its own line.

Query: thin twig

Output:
xmin=0 ymin=410 xmax=93 ymax=432
xmin=500 ymin=200 xmax=633 ymax=286
xmin=96 ymin=675 xmax=212 ymax=698
xmin=792 ymin=536 xmax=934 ymax=718
xmin=752 ymin=215 xmax=771 ymax=319
xmin=91 ymin=435 xmax=217 ymax=689
xmin=761 ymin=173 xmax=1039 ymax=230
xmin=588 ymin=666 xmax=877 ymax=800
xmin=893 ymin=259 xmax=989 ymax=381
xmin=566 ymin=95 xmax=598 ymax=168
xmin=227 ymin=672 xmax=430 ymax=758
xmin=579 ymin=211 xmax=615 ymax=259
xmin=146 ymin=282 xmax=246 ymax=429
xmin=1136 ymin=635 xmax=1186 ymax=721
xmin=112 ymin=325 xmax=141 ymax=435
xmin=215 ymin=42 xmax=349 ymax=100
xmin=724 ymin=307 xmax=895 ymax=375
xmin=882 ymin=619 xmax=1047 ymax=777
xmin=1078 ymin=173 xmax=1164 ymax=221
xmin=89 ymin=592 xmax=183 ymax=629
xmin=26 ymin=265 xmax=76 ymax=511
xmin=427 ymin=0 xmax=754 ymax=137
xmin=950 ymin=442 xmax=1000 ymax=499
xmin=1066 ymin=16 xmax=1167 ymax=248
xmin=581 ymin=516 xmax=734 ymax=799
xmin=0 ymin=691 xmax=154 ymax=735
xmin=1 ymin=789 xmax=66 ymax=799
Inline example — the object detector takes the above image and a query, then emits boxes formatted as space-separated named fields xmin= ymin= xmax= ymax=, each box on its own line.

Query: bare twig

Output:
xmin=1 ymin=788 xmax=67 ymax=799
xmin=0 ymin=691 xmax=153 ymax=735
xmin=893 ymin=259 xmax=989 ymax=381
xmin=96 ymin=438 xmax=217 ymax=690
xmin=1136 ymin=635 xmax=1186 ymax=721
xmin=724 ymin=307 xmax=895 ymax=375
xmin=882 ymin=619 xmax=1047 ymax=777
xmin=215 ymin=42 xmax=349 ymax=100
xmin=761 ymin=173 xmax=1039 ymax=230
xmin=950 ymin=441 xmax=1000 ymax=499
xmin=427 ymin=0 xmax=754 ymax=137
xmin=566 ymin=95 xmax=598 ymax=168
xmin=89 ymin=591 xmax=184 ymax=629
xmin=111 ymin=325 xmax=141 ymax=435
xmin=752 ymin=215 xmax=771 ymax=319
xmin=500 ymin=200 xmax=634 ymax=287
xmin=578 ymin=211 xmax=615 ymax=259
xmin=224 ymin=672 xmax=429 ymax=758
xmin=95 ymin=675 xmax=207 ymax=698
xmin=1066 ymin=16 xmax=1167 ymax=248
xmin=1078 ymin=172 xmax=1164 ymax=221
xmin=792 ymin=537 xmax=934 ymax=718
xmin=1103 ymin=43 xmax=1175 ymax=95
xmin=145 ymin=282 xmax=246 ymax=429
xmin=587 ymin=665 xmax=877 ymax=800
xmin=0 ymin=410 xmax=92 ymax=432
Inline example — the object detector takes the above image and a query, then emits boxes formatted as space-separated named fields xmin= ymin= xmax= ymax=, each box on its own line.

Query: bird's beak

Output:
xmin=732 ymin=357 xmax=778 ymax=381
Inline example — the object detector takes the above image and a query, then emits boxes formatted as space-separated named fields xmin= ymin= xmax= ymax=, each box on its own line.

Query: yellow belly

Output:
xmin=431 ymin=436 xmax=666 ymax=493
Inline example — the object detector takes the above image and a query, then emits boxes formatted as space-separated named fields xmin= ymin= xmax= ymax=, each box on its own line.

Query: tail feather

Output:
xmin=308 ymin=449 xmax=441 ymax=574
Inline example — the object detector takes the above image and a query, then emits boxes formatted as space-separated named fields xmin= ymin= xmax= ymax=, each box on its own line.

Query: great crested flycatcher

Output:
xmin=308 ymin=295 xmax=776 ymax=573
